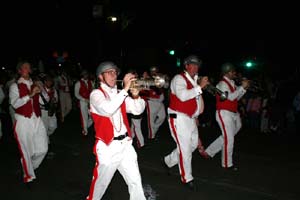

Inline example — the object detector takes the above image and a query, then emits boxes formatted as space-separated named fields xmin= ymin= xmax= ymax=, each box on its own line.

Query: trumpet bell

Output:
xmin=205 ymin=84 xmax=228 ymax=101
xmin=153 ymin=75 xmax=167 ymax=88
xmin=116 ymin=74 xmax=169 ymax=90
xmin=134 ymin=76 xmax=165 ymax=89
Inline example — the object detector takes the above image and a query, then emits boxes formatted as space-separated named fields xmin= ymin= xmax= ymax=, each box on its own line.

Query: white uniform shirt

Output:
xmin=168 ymin=71 xmax=204 ymax=118
xmin=216 ymin=76 xmax=246 ymax=101
xmin=39 ymin=86 xmax=58 ymax=106
xmin=89 ymin=83 xmax=145 ymax=137
xmin=9 ymin=77 xmax=32 ymax=110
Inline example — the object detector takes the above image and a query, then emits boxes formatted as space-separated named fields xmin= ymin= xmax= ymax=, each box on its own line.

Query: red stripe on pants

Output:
xmin=86 ymin=140 xmax=100 ymax=200
xmin=13 ymin=121 xmax=32 ymax=182
xmin=169 ymin=117 xmax=186 ymax=183
xmin=217 ymin=110 xmax=229 ymax=168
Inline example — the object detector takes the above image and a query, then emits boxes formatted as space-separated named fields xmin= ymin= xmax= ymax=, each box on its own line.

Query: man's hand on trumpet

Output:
xmin=29 ymin=84 xmax=41 ymax=98
xmin=241 ymin=78 xmax=250 ymax=90
xmin=197 ymin=76 xmax=210 ymax=89
xmin=123 ymin=73 xmax=136 ymax=92
xmin=122 ymin=72 xmax=140 ymax=99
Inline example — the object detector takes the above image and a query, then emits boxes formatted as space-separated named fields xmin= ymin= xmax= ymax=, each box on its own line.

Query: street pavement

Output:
xmin=0 ymin=109 xmax=299 ymax=200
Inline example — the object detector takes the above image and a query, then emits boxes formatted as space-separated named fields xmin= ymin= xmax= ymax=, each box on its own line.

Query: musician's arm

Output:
xmin=9 ymin=83 xmax=30 ymax=109
xmin=217 ymin=81 xmax=245 ymax=101
xmin=236 ymin=86 xmax=247 ymax=100
xmin=172 ymin=75 xmax=202 ymax=102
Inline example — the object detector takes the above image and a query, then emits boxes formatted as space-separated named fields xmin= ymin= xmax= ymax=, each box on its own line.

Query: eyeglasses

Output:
xmin=103 ymin=70 xmax=119 ymax=76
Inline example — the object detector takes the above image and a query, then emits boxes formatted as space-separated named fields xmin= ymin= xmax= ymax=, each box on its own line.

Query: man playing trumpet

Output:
xmin=162 ymin=55 xmax=209 ymax=191
xmin=86 ymin=61 xmax=146 ymax=200
xmin=199 ymin=62 xmax=249 ymax=171
xmin=9 ymin=61 xmax=48 ymax=186
xmin=39 ymin=75 xmax=58 ymax=141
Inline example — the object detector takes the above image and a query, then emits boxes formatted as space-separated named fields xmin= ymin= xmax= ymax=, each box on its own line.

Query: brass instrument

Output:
xmin=32 ymin=80 xmax=43 ymax=94
xmin=47 ymin=97 xmax=58 ymax=117
xmin=205 ymin=84 xmax=228 ymax=101
xmin=117 ymin=74 xmax=168 ymax=90
xmin=235 ymin=77 xmax=262 ymax=93
xmin=198 ymin=76 xmax=228 ymax=101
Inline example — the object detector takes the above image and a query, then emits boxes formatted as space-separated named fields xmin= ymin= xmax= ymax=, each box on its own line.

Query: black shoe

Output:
xmin=161 ymin=157 xmax=171 ymax=176
xmin=148 ymin=138 xmax=158 ymax=144
xmin=184 ymin=180 xmax=197 ymax=191
xmin=136 ymin=145 xmax=148 ymax=152
xmin=25 ymin=181 xmax=35 ymax=190
xmin=223 ymin=166 xmax=238 ymax=171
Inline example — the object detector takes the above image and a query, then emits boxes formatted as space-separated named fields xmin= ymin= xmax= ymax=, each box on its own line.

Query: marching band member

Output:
xmin=39 ymin=75 xmax=58 ymax=140
xmin=9 ymin=61 xmax=48 ymax=185
xmin=55 ymin=69 xmax=72 ymax=122
xmin=143 ymin=66 xmax=167 ymax=141
xmin=162 ymin=55 xmax=209 ymax=191
xmin=199 ymin=62 xmax=249 ymax=170
xmin=86 ymin=61 xmax=146 ymax=200
xmin=74 ymin=69 xmax=94 ymax=136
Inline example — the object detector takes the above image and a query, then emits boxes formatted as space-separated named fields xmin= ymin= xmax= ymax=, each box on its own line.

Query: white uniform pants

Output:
xmin=41 ymin=110 xmax=57 ymax=137
xmin=14 ymin=113 xmax=48 ymax=182
xmin=164 ymin=113 xmax=199 ymax=183
xmin=146 ymin=100 xmax=166 ymax=139
xmin=131 ymin=118 xmax=144 ymax=148
xmin=205 ymin=110 xmax=241 ymax=168
xmin=59 ymin=91 xmax=72 ymax=120
xmin=86 ymin=138 xmax=146 ymax=200
xmin=79 ymin=100 xmax=93 ymax=133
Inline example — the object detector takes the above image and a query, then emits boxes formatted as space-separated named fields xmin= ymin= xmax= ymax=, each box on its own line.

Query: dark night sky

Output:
xmin=0 ymin=0 xmax=299 ymax=75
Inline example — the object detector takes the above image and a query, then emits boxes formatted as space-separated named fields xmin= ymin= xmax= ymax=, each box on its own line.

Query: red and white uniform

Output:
xmin=9 ymin=77 xmax=48 ymax=183
xmin=205 ymin=76 xmax=246 ymax=168
xmin=39 ymin=85 xmax=58 ymax=137
xmin=55 ymin=74 xmax=72 ymax=120
xmin=74 ymin=78 xmax=93 ymax=135
xmin=130 ymin=113 xmax=145 ymax=148
xmin=129 ymin=90 xmax=149 ymax=148
xmin=143 ymin=88 xmax=166 ymax=139
xmin=164 ymin=72 xmax=204 ymax=184
xmin=86 ymin=83 xmax=146 ymax=200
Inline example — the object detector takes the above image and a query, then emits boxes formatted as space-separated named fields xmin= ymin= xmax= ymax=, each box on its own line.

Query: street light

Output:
xmin=245 ymin=61 xmax=253 ymax=68
xmin=108 ymin=16 xmax=118 ymax=22
xmin=169 ymin=50 xmax=175 ymax=55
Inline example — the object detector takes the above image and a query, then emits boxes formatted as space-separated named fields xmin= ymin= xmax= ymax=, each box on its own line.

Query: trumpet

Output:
xmin=205 ymin=84 xmax=228 ymax=101
xmin=32 ymin=80 xmax=43 ymax=94
xmin=117 ymin=74 xmax=168 ymax=90
xmin=235 ymin=77 xmax=262 ymax=93
xmin=198 ymin=76 xmax=228 ymax=101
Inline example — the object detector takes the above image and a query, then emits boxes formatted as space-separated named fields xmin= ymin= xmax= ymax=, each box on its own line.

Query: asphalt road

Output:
xmin=0 ymin=109 xmax=299 ymax=200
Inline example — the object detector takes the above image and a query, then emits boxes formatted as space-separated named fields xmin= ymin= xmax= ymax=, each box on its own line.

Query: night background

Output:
xmin=1 ymin=1 xmax=300 ymax=200
xmin=0 ymin=0 xmax=299 ymax=78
